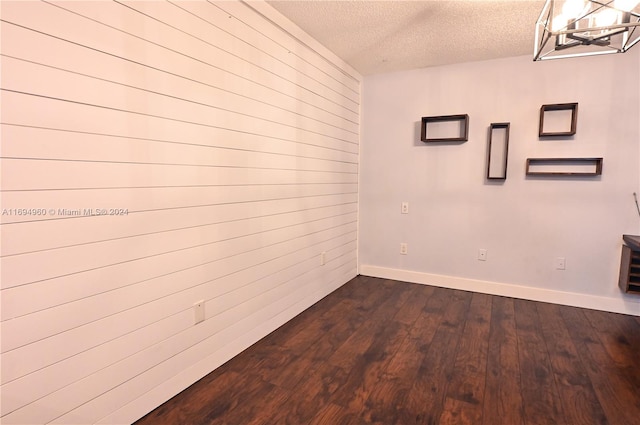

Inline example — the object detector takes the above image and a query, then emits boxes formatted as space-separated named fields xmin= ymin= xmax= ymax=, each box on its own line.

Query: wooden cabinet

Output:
xmin=619 ymin=235 xmax=640 ymax=294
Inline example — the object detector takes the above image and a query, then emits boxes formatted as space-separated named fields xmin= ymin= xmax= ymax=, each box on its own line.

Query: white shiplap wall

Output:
xmin=0 ymin=1 xmax=360 ymax=423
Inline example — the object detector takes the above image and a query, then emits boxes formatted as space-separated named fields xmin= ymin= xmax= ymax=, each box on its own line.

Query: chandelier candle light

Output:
xmin=534 ymin=0 xmax=640 ymax=60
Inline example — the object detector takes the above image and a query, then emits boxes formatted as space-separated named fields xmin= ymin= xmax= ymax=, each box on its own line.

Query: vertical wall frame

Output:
xmin=486 ymin=122 xmax=510 ymax=180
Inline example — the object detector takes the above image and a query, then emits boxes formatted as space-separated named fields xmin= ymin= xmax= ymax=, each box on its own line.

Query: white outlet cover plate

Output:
xmin=194 ymin=301 xmax=205 ymax=324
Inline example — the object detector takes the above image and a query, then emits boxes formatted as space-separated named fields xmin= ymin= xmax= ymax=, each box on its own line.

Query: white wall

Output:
xmin=359 ymin=51 xmax=640 ymax=316
xmin=0 ymin=1 xmax=360 ymax=423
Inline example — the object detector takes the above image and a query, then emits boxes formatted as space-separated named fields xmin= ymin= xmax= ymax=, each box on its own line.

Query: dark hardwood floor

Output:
xmin=135 ymin=276 xmax=640 ymax=425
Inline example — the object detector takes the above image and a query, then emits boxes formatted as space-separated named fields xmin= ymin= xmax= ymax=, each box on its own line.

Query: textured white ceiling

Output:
xmin=266 ymin=0 xmax=546 ymax=75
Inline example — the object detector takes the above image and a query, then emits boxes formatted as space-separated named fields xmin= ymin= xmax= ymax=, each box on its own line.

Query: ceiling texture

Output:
xmin=266 ymin=0 xmax=546 ymax=75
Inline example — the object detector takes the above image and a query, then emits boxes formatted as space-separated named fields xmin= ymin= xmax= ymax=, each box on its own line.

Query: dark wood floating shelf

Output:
xmin=421 ymin=114 xmax=469 ymax=142
xmin=525 ymin=158 xmax=603 ymax=176
xmin=620 ymin=235 xmax=640 ymax=294
xmin=539 ymin=102 xmax=578 ymax=137
xmin=486 ymin=122 xmax=510 ymax=180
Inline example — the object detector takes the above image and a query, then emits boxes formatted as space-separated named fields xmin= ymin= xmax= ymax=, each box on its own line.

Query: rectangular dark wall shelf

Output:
xmin=486 ymin=122 xmax=510 ymax=180
xmin=539 ymin=103 xmax=578 ymax=137
xmin=525 ymin=158 xmax=603 ymax=176
xmin=421 ymin=114 xmax=469 ymax=142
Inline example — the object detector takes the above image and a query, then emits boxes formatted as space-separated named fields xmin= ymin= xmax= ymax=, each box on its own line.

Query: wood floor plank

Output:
xmin=610 ymin=310 xmax=640 ymax=354
xmin=134 ymin=277 xmax=640 ymax=425
xmin=267 ymin=276 xmax=389 ymax=357
xmin=482 ymin=296 xmax=525 ymax=425
xmin=439 ymin=397 xmax=483 ymax=425
xmin=327 ymin=279 xmax=412 ymax=371
xmin=192 ymin=372 xmax=274 ymax=425
xmin=224 ymin=346 xmax=297 ymax=387
xmin=406 ymin=286 xmax=445 ymax=341
xmin=400 ymin=287 xmax=473 ymax=425
xmin=583 ymin=309 xmax=640 ymax=388
xmin=439 ymin=292 xmax=492 ymax=424
xmin=536 ymin=302 xmax=607 ymax=425
xmin=359 ymin=284 xmax=439 ymax=424
xmin=301 ymin=279 xmax=398 ymax=365
xmin=327 ymin=281 xmax=416 ymax=419
xmin=514 ymin=298 xmax=565 ymax=425
xmin=561 ymin=305 xmax=640 ymax=425
xmin=392 ymin=282 xmax=434 ymax=327
xmin=246 ymin=361 xmax=349 ymax=425
xmin=216 ymin=376 xmax=289 ymax=425
xmin=308 ymin=402 xmax=354 ymax=425
xmin=330 ymin=321 xmax=407 ymax=418
xmin=134 ymin=370 xmax=241 ymax=425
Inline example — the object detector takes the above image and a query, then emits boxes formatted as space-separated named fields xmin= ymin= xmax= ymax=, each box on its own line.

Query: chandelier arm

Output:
xmin=534 ymin=7 xmax=554 ymax=59
xmin=554 ymin=40 xmax=583 ymax=49
xmin=584 ymin=0 xmax=640 ymax=19
xmin=623 ymin=26 xmax=640 ymax=49
xmin=588 ymin=0 xmax=615 ymax=7
xmin=535 ymin=32 xmax=552 ymax=60
xmin=538 ymin=29 xmax=551 ymax=52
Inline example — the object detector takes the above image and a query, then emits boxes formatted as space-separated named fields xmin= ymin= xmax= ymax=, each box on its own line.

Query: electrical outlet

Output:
xmin=320 ymin=251 xmax=326 ymax=266
xmin=555 ymin=257 xmax=566 ymax=270
xmin=400 ymin=243 xmax=408 ymax=255
xmin=193 ymin=300 xmax=205 ymax=324
xmin=478 ymin=249 xmax=487 ymax=261
xmin=401 ymin=202 xmax=409 ymax=214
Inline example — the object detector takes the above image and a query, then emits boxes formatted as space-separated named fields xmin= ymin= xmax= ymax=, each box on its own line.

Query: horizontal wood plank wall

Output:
xmin=0 ymin=1 xmax=361 ymax=423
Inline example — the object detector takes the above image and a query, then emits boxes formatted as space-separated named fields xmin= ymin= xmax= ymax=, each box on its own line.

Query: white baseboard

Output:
xmin=359 ymin=265 xmax=640 ymax=316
